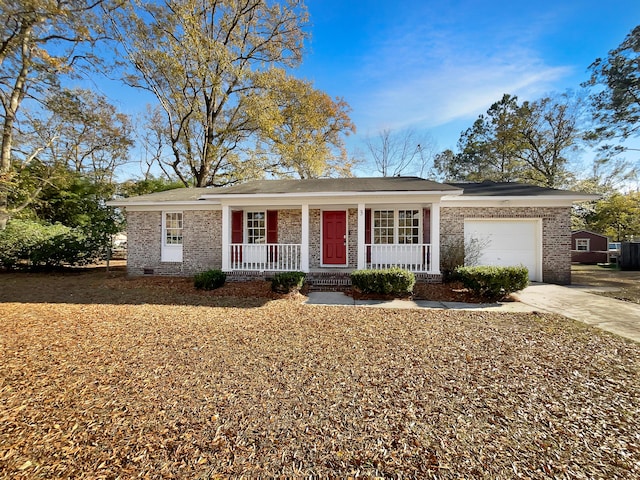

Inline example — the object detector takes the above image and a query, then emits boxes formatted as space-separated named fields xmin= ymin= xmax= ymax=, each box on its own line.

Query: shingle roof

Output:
xmin=206 ymin=177 xmax=461 ymax=195
xmin=110 ymin=187 xmax=212 ymax=203
xmin=108 ymin=178 xmax=594 ymax=206
xmin=447 ymin=180 xmax=590 ymax=197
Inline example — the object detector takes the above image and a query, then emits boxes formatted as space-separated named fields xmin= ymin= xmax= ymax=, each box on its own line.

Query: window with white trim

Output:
xmin=576 ymin=238 xmax=589 ymax=251
xmin=164 ymin=212 xmax=183 ymax=245
xmin=373 ymin=209 xmax=421 ymax=244
xmin=247 ymin=211 xmax=266 ymax=244
xmin=398 ymin=210 xmax=420 ymax=244
xmin=373 ymin=210 xmax=394 ymax=244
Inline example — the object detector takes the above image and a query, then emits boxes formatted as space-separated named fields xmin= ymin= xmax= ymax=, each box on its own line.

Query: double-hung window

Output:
xmin=373 ymin=210 xmax=394 ymax=244
xmin=373 ymin=209 xmax=420 ymax=244
xmin=398 ymin=210 xmax=420 ymax=244
xmin=161 ymin=211 xmax=183 ymax=262
xmin=247 ymin=212 xmax=266 ymax=244
xmin=164 ymin=212 xmax=183 ymax=245
xmin=575 ymin=238 xmax=589 ymax=251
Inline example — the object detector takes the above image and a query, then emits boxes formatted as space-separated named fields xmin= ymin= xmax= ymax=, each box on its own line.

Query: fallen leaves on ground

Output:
xmin=1 ymin=270 xmax=639 ymax=478
xmin=596 ymin=287 xmax=640 ymax=305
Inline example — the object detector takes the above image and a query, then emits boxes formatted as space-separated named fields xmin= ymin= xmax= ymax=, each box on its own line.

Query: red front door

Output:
xmin=322 ymin=211 xmax=347 ymax=265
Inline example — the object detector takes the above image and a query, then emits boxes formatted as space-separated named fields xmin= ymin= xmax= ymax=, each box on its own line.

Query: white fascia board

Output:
xmin=205 ymin=189 xmax=463 ymax=207
xmin=441 ymin=194 xmax=598 ymax=208
xmin=110 ymin=202 xmax=222 ymax=212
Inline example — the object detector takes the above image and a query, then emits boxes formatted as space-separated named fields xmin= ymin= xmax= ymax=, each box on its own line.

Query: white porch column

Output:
xmin=221 ymin=204 xmax=230 ymax=271
xmin=301 ymin=204 xmax=309 ymax=272
xmin=357 ymin=203 xmax=366 ymax=270
xmin=430 ymin=202 xmax=441 ymax=274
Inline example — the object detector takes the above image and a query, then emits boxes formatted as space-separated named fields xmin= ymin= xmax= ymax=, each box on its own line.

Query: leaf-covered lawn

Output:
xmin=1 ymin=271 xmax=639 ymax=478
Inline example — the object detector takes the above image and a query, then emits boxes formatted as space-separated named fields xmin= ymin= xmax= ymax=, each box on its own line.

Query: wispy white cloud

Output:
xmin=360 ymin=58 xmax=571 ymax=132
xmin=348 ymin=12 xmax=574 ymax=135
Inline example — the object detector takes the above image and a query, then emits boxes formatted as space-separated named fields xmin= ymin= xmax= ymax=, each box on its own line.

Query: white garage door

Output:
xmin=464 ymin=219 xmax=542 ymax=282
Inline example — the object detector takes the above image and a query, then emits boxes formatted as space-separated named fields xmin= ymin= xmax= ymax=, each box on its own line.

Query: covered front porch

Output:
xmin=220 ymin=203 xmax=441 ymax=275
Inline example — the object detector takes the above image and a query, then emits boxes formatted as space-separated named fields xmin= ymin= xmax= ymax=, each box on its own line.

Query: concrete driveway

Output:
xmin=516 ymin=275 xmax=640 ymax=343
xmin=307 ymin=265 xmax=640 ymax=343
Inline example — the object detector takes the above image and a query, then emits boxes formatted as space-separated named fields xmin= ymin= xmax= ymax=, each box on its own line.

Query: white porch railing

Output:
xmin=366 ymin=243 xmax=431 ymax=272
xmin=230 ymin=243 xmax=301 ymax=271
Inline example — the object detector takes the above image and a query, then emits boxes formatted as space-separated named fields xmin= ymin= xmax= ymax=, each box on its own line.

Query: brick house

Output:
xmin=108 ymin=177 xmax=596 ymax=285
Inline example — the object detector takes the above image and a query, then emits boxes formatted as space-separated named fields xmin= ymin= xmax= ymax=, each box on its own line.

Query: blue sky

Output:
xmin=297 ymin=0 xmax=640 ymax=156
xmin=97 ymin=0 xmax=640 ymax=178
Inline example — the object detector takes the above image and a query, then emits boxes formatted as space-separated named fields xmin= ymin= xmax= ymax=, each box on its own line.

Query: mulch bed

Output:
xmin=348 ymin=281 xmax=493 ymax=303
xmin=1 ymin=270 xmax=639 ymax=478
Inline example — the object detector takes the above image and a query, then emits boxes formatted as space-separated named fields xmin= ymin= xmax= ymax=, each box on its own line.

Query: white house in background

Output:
xmin=107 ymin=177 xmax=597 ymax=285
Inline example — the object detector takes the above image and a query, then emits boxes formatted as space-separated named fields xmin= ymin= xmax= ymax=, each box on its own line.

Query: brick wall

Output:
xmin=126 ymin=210 xmax=222 ymax=276
xmin=309 ymin=209 xmax=321 ymax=268
xmin=127 ymin=211 xmax=163 ymax=275
xmin=278 ymin=209 xmax=302 ymax=244
xmin=183 ymin=210 xmax=222 ymax=274
xmin=127 ymin=205 xmax=571 ymax=284
xmin=347 ymin=208 xmax=357 ymax=268
xmin=440 ymin=206 xmax=572 ymax=284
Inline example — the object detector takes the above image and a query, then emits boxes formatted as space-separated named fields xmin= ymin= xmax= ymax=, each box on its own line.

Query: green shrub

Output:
xmin=194 ymin=269 xmax=226 ymax=290
xmin=271 ymin=271 xmax=306 ymax=293
xmin=350 ymin=268 xmax=416 ymax=296
xmin=455 ymin=265 xmax=529 ymax=300
xmin=0 ymin=219 xmax=104 ymax=269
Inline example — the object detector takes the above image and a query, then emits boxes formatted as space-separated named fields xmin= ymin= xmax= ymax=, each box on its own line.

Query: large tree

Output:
xmin=584 ymin=192 xmax=640 ymax=241
xmin=0 ymin=0 xmax=107 ymax=229
xmin=249 ymin=69 xmax=355 ymax=178
xmin=434 ymin=93 xmax=584 ymax=188
xmin=31 ymin=88 xmax=134 ymax=184
xmin=517 ymin=94 xmax=584 ymax=187
xmin=107 ymin=0 xmax=347 ymax=188
xmin=586 ymin=25 xmax=640 ymax=140
xmin=454 ymin=94 xmax=525 ymax=182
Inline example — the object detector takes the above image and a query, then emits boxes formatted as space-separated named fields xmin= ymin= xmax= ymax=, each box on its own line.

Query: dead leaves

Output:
xmin=0 ymin=271 xmax=639 ymax=478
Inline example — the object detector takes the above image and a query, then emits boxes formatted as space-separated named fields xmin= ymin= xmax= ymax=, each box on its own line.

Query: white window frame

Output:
xmin=397 ymin=209 xmax=421 ymax=244
xmin=575 ymin=238 xmax=590 ymax=252
xmin=246 ymin=211 xmax=266 ymax=244
xmin=161 ymin=211 xmax=183 ymax=262
xmin=373 ymin=210 xmax=394 ymax=244
xmin=373 ymin=208 xmax=421 ymax=244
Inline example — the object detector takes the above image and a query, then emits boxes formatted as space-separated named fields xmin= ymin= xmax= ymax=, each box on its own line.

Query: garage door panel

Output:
xmin=464 ymin=220 xmax=541 ymax=282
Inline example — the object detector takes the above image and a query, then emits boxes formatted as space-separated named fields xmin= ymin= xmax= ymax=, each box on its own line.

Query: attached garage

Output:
xmin=464 ymin=219 xmax=542 ymax=282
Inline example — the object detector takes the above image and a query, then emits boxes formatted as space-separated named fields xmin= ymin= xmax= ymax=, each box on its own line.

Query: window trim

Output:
xmin=575 ymin=238 xmax=590 ymax=252
xmin=245 ymin=211 xmax=266 ymax=244
xmin=372 ymin=208 xmax=421 ymax=245
xmin=161 ymin=211 xmax=183 ymax=263
xmin=163 ymin=211 xmax=183 ymax=246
